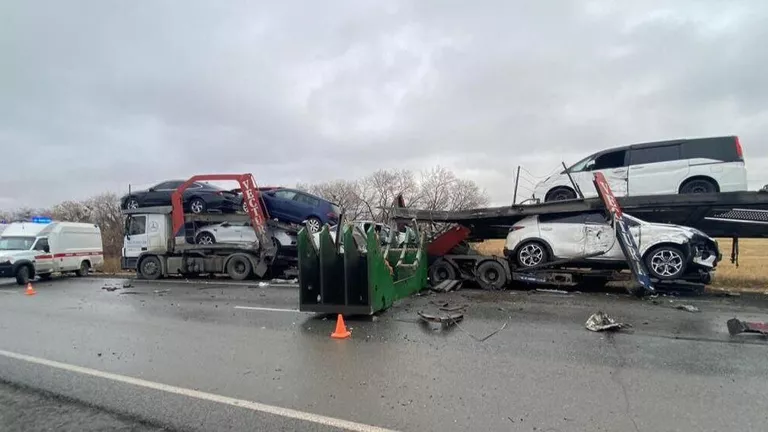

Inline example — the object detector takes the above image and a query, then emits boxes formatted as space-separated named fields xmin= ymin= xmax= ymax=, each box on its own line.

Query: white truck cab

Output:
xmin=0 ymin=221 xmax=104 ymax=284
xmin=122 ymin=213 xmax=171 ymax=270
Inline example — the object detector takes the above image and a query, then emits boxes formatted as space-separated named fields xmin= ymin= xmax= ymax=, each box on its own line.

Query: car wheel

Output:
xmin=545 ymin=187 xmax=577 ymax=202
xmin=125 ymin=197 xmax=140 ymax=210
xmin=138 ymin=256 xmax=162 ymax=280
xmin=226 ymin=256 xmax=252 ymax=281
xmin=15 ymin=266 xmax=31 ymax=285
xmin=476 ymin=260 xmax=507 ymax=290
xmin=516 ymin=241 xmax=548 ymax=268
xmin=680 ymin=178 xmax=717 ymax=194
xmin=196 ymin=232 xmax=216 ymax=245
xmin=189 ymin=198 xmax=207 ymax=214
xmin=429 ymin=259 xmax=457 ymax=285
xmin=75 ymin=261 xmax=90 ymax=277
xmin=305 ymin=217 xmax=322 ymax=233
xmin=242 ymin=201 xmax=248 ymax=213
xmin=644 ymin=245 xmax=687 ymax=280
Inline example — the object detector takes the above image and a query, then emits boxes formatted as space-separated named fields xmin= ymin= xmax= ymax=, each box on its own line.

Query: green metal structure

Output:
xmin=298 ymin=223 xmax=428 ymax=315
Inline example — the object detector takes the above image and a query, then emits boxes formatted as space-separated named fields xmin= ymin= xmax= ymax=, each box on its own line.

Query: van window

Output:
xmin=33 ymin=238 xmax=49 ymax=252
xmin=630 ymin=145 xmax=680 ymax=165
xmin=592 ymin=150 xmax=627 ymax=170
xmin=680 ymin=137 xmax=741 ymax=162
xmin=127 ymin=216 xmax=147 ymax=235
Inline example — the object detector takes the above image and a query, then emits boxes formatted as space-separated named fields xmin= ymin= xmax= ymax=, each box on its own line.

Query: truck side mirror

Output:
xmin=43 ymin=245 xmax=50 ymax=253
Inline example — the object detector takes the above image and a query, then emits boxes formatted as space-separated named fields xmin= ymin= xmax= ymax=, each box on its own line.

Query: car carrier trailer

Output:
xmin=121 ymin=173 xmax=296 ymax=280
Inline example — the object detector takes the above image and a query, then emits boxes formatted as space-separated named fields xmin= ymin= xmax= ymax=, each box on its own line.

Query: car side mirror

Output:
xmin=148 ymin=187 xmax=156 ymax=192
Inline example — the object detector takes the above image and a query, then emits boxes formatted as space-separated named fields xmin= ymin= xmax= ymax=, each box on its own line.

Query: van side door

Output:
xmin=32 ymin=238 xmax=54 ymax=274
xmin=627 ymin=144 xmax=688 ymax=195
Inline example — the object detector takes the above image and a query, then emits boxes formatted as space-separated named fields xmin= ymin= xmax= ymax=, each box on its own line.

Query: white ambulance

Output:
xmin=0 ymin=221 xmax=104 ymax=284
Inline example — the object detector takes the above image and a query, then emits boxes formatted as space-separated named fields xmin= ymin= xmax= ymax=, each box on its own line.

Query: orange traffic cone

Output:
xmin=25 ymin=283 xmax=36 ymax=296
xmin=331 ymin=314 xmax=351 ymax=339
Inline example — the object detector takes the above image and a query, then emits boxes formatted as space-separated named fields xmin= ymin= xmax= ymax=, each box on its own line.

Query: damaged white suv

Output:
xmin=503 ymin=211 xmax=721 ymax=282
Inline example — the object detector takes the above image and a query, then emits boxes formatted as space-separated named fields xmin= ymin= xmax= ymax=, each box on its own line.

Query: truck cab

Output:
xmin=122 ymin=212 xmax=171 ymax=270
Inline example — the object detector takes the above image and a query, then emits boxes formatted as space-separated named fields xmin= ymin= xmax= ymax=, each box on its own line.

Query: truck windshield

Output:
xmin=0 ymin=236 xmax=36 ymax=250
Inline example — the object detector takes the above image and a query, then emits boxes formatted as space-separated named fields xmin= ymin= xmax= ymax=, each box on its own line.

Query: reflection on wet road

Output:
xmin=1 ymin=276 xmax=768 ymax=431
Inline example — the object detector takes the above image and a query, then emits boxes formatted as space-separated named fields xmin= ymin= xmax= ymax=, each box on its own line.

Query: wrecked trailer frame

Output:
xmin=398 ymin=173 xmax=659 ymax=296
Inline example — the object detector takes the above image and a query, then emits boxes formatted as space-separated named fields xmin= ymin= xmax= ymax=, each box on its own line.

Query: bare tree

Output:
xmin=358 ymin=169 xmax=421 ymax=222
xmin=84 ymin=193 xmax=123 ymax=257
xmin=418 ymin=166 xmax=489 ymax=211
xmin=50 ymin=200 xmax=92 ymax=222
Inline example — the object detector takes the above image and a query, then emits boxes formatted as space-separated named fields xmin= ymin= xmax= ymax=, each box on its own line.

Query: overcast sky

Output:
xmin=2 ymin=0 xmax=767 ymax=209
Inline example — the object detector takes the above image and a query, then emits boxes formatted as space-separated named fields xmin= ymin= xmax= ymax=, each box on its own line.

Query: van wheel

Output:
xmin=680 ymin=179 xmax=717 ymax=194
xmin=76 ymin=261 xmax=90 ymax=277
xmin=227 ymin=256 xmax=252 ymax=280
xmin=476 ymin=260 xmax=507 ymax=290
xmin=545 ymin=187 xmax=577 ymax=202
xmin=139 ymin=256 xmax=162 ymax=280
xmin=15 ymin=266 xmax=32 ymax=285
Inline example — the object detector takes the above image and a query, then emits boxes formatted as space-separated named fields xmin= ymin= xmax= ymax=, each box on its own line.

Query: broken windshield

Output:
xmin=0 ymin=236 xmax=35 ymax=251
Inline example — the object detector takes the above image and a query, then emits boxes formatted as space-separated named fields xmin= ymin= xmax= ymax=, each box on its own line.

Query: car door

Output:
xmin=269 ymin=190 xmax=298 ymax=221
xmin=583 ymin=211 xmax=619 ymax=260
xmin=537 ymin=213 xmax=588 ymax=259
xmin=627 ymin=144 xmax=688 ymax=196
xmin=213 ymin=222 xmax=242 ymax=243
xmin=292 ymin=193 xmax=320 ymax=222
xmin=240 ymin=221 xmax=258 ymax=244
xmin=143 ymin=181 xmax=181 ymax=206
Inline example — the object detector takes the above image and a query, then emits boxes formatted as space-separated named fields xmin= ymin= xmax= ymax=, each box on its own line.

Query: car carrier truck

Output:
xmin=121 ymin=173 xmax=295 ymax=280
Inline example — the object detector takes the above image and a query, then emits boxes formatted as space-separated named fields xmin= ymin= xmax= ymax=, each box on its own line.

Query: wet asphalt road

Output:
xmin=1 ymin=276 xmax=768 ymax=431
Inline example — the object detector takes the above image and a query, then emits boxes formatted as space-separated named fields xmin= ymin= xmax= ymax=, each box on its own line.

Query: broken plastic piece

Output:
xmin=727 ymin=318 xmax=768 ymax=336
xmin=675 ymin=304 xmax=700 ymax=313
xmin=585 ymin=311 xmax=630 ymax=332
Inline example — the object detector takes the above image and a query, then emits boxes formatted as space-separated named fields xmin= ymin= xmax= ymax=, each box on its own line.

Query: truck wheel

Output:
xmin=476 ymin=260 xmax=507 ymax=290
xmin=429 ymin=259 xmax=457 ymax=285
xmin=138 ymin=256 xmax=162 ymax=280
xmin=76 ymin=261 xmax=90 ymax=277
xmin=227 ymin=256 xmax=252 ymax=280
xmin=15 ymin=266 xmax=32 ymax=285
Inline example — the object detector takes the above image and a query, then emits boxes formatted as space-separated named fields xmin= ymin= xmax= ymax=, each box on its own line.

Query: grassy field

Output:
xmin=474 ymin=238 xmax=768 ymax=291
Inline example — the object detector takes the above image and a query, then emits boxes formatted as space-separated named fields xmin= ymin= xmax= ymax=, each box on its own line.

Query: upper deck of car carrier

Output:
xmin=391 ymin=190 xmax=768 ymax=239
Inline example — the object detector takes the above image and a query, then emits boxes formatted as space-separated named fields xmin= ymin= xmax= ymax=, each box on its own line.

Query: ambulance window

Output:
xmin=33 ymin=238 xmax=49 ymax=252
xmin=128 ymin=216 xmax=147 ymax=235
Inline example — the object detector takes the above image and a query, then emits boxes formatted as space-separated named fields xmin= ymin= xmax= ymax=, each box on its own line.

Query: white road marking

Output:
xmin=0 ymin=349 xmax=398 ymax=432
xmin=130 ymin=279 xmax=299 ymax=288
xmin=234 ymin=305 xmax=307 ymax=313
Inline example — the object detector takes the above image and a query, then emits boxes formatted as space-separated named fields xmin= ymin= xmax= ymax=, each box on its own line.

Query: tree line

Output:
xmin=0 ymin=166 xmax=489 ymax=257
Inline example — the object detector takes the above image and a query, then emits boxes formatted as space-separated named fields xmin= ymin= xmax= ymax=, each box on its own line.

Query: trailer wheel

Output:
xmin=476 ymin=260 xmax=507 ymax=290
xmin=227 ymin=256 xmax=252 ymax=280
xmin=138 ymin=256 xmax=162 ymax=280
xmin=429 ymin=259 xmax=457 ymax=285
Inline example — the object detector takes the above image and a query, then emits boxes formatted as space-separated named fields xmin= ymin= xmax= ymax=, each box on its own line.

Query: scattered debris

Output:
xmin=727 ymin=318 xmax=768 ymax=336
xmin=439 ymin=304 xmax=467 ymax=312
xmin=675 ymin=304 xmax=700 ymax=313
xmin=257 ymin=281 xmax=270 ymax=287
xmin=271 ymin=278 xmax=298 ymax=284
xmin=101 ymin=285 xmax=119 ymax=292
xmin=431 ymin=280 xmax=462 ymax=293
xmin=119 ymin=291 xmax=147 ymax=295
xmin=153 ymin=289 xmax=170 ymax=295
xmin=585 ymin=311 xmax=630 ymax=332
xmin=714 ymin=291 xmax=740 ymax=298
xmin=535 ymin=288 xmax=569 ymax=294
xmin=122 ymin=281 xmax=133 ymax=288
xmin=417 ymin=310 xmax=464 ymax=326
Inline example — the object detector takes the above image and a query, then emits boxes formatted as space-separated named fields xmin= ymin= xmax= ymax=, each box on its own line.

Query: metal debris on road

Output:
xmin=535 ymin=288 xmax=570 ymax=294
xmin=101 ymin=285 xmax=119 ymax=292
xmin=431 ymin=279 xmax=461 ymax=293
xmin=727 ymin=318 xmax=768 ymax=336
xmin=153 ymin=289 xmax=170 ymax=295
xmin=417 ymin=310 xmax=464 ymax=326
xmin=271 ymin=278 xmax=298 ymax=284
xmin=257 ymin=281 xmax=270 ymax=287
xmin=675 ymin=304 xmax=700 ymax=313
xmin=585 ymin=311 xmax=630 ymax=332
xmin=439 ymin=304 xmax=467 ymax=312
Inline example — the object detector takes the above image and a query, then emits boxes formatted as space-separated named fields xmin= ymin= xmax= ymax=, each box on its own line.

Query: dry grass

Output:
xmin=472 ymin=238 xmax=768 ymax=292
xmin=99 ymin=257 xmax=124 ymax=274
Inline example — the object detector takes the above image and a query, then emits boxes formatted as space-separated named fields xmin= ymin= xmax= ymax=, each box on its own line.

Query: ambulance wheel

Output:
xmin=76 ymin=261 xmax=90 ymax=277
xmin=15 ymin=265 xmax=32 ymax=285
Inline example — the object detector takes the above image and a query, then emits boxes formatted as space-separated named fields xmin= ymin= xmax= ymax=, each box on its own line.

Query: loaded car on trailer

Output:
xmin=121 ymin=174 xmax=297 ymax=280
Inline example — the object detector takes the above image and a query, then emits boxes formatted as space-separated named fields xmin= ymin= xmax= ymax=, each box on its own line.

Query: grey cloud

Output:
xmin=1 ymin=0 xmax=767 ymax=208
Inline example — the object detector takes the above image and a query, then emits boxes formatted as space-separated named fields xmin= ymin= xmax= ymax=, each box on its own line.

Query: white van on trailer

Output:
xmin=0 ymin=221 xmax=104 ymax=284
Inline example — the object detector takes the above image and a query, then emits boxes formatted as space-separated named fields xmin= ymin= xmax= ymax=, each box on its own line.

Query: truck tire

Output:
xmin=476 ymin=260 xmax=507 ymax=290
xmin=76 ymin=261 xmax=90 ymax=277
xmin=138 ymin=256 xmax=163 ymax=280
xmin=15 ymin=265 xmax=32 ymax=285
xmin=227 ymin=256 xmax=252 ymax=280
xmin=429 ymin=259 xmax=457 ymax=285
